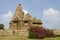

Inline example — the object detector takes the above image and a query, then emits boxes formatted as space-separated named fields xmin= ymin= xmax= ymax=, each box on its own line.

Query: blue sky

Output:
xmin=0 ymin=0 xmax=60 ymax=30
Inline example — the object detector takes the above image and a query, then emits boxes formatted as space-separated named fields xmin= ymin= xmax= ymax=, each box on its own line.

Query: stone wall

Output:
xmin=53 ymin=30 xmax=60 ymax=35
xmin=0 ymin=29 xmax=28 ymax=36
xmin=3 ymin=30 xmax=13 ymax=35
xmin=0 ymin=30 xmax=13 ymax=35
xmin=0 ymin=30 xmax=3 ymax=35
xmin=17 ymin=29 xmax=28 ymax=36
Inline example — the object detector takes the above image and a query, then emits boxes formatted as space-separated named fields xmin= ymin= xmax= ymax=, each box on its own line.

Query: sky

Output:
xmin=0 ymin=0 xmax=60 ymax=30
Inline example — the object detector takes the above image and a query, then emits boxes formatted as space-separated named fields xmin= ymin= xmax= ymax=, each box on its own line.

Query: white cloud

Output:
xmin=3 ymin=11 xmax=12 ymax=20
xmin=3 ymin=11 xmax=12 ymax=18
xmin=23 ymin=9 xmax=28 ymax=15
xmin=42 ymin=8 xmax=60 ymax=29
xmin=0 ymin=11 xmax=13 ymax=29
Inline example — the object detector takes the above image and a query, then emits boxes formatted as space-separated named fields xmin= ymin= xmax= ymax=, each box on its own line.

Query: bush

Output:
xmin=29 ymin=31 xmax=39 ymax=39
xmin=29 ymin=25 xmax=46 ymax=39
xmin=45 ymin=29 xmax=55 ymax=37
xmin=29 ymin=25 xmax=55 ymax=39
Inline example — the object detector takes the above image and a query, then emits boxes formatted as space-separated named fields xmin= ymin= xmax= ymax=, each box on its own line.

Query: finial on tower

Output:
xmin=18 ymin=4 xmax=22 ymax=6
xmin=16 ymin=4 xmax=23 ymax=11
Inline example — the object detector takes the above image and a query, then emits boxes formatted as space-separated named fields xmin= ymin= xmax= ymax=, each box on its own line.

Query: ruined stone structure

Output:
xmin=9 ymin=4 xmax=42 ymax=35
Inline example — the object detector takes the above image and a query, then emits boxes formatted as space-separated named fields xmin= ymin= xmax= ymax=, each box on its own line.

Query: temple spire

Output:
xmin=12 ymin=4 xmax=24 ymax=21
xmin=16 ymin=4 xmax=23 ymax=11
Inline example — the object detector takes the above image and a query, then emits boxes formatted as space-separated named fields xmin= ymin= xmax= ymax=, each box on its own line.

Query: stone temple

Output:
xmin=9 ymin=4 xmax=42 ymax=35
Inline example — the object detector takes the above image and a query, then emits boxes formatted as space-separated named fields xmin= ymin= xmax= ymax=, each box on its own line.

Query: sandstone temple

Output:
xmin=9 ymin=4 xmax=42 ymax=35
xmin=0 ymin=4 xmax=60 ymax=36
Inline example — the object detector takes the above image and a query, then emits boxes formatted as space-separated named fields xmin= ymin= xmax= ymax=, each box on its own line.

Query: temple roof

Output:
xmin=26 ymin=13 xmax=31 ymax=18
xmin=10 ymin=4 xmax=42 ymax=24
xmin=32 ymin=17 xmax=37 ymax=22
xmin=23 ymin=13 xmax=32 ymax=21
xmin=32 ymin=17 xmax=42 ymax=24
xmin=38 ymin=19 xmax=42 ymax=23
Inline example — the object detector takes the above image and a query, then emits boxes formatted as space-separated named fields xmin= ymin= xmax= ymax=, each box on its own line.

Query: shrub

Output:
xmin=45 ymin=30 xmax=55 ymax=37
xmin=29 ymin=25 xmax=55 ymax=39
xmin=29 ymin=31 xmax=39 ymax=39
xmin=29 ymin=25 xmax=46 ymax=39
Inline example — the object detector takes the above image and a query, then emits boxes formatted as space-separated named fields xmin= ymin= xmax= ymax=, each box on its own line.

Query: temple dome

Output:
xmin=38 ymin=19 xmax=42 ymax=24
xmin=23 ymin=13 xmax=32 ymax=21
xmin=32 ymin=17 xmax=38 ymax=22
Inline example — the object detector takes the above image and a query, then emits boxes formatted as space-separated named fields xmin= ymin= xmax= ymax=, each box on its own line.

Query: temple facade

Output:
xmin=9 ymin=4 xmax=42 ymax=30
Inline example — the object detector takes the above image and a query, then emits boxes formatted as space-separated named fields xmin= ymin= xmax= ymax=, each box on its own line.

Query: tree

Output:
xmin=0 ymin=23 xmax=4 ymax=30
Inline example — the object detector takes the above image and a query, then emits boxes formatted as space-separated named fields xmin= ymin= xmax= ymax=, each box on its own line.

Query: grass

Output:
xmin=44 ymin=37 xmax=60 ymax=40
xmin=0 ymin=35 xmax=60 ymax=40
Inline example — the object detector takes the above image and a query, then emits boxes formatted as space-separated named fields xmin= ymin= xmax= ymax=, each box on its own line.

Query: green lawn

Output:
xmin=0 ymin=35 xmax=60 ymax=40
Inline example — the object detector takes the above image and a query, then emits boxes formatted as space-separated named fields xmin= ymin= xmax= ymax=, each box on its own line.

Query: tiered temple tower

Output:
xmin=9 ymin=4 xmax=42 ymax=30
xmin=9 ymin=4 xmax=24 ymax=30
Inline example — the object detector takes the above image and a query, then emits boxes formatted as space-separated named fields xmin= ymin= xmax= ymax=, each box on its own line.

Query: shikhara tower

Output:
xmin=9 ymin=4 xmax=42 ymax=30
